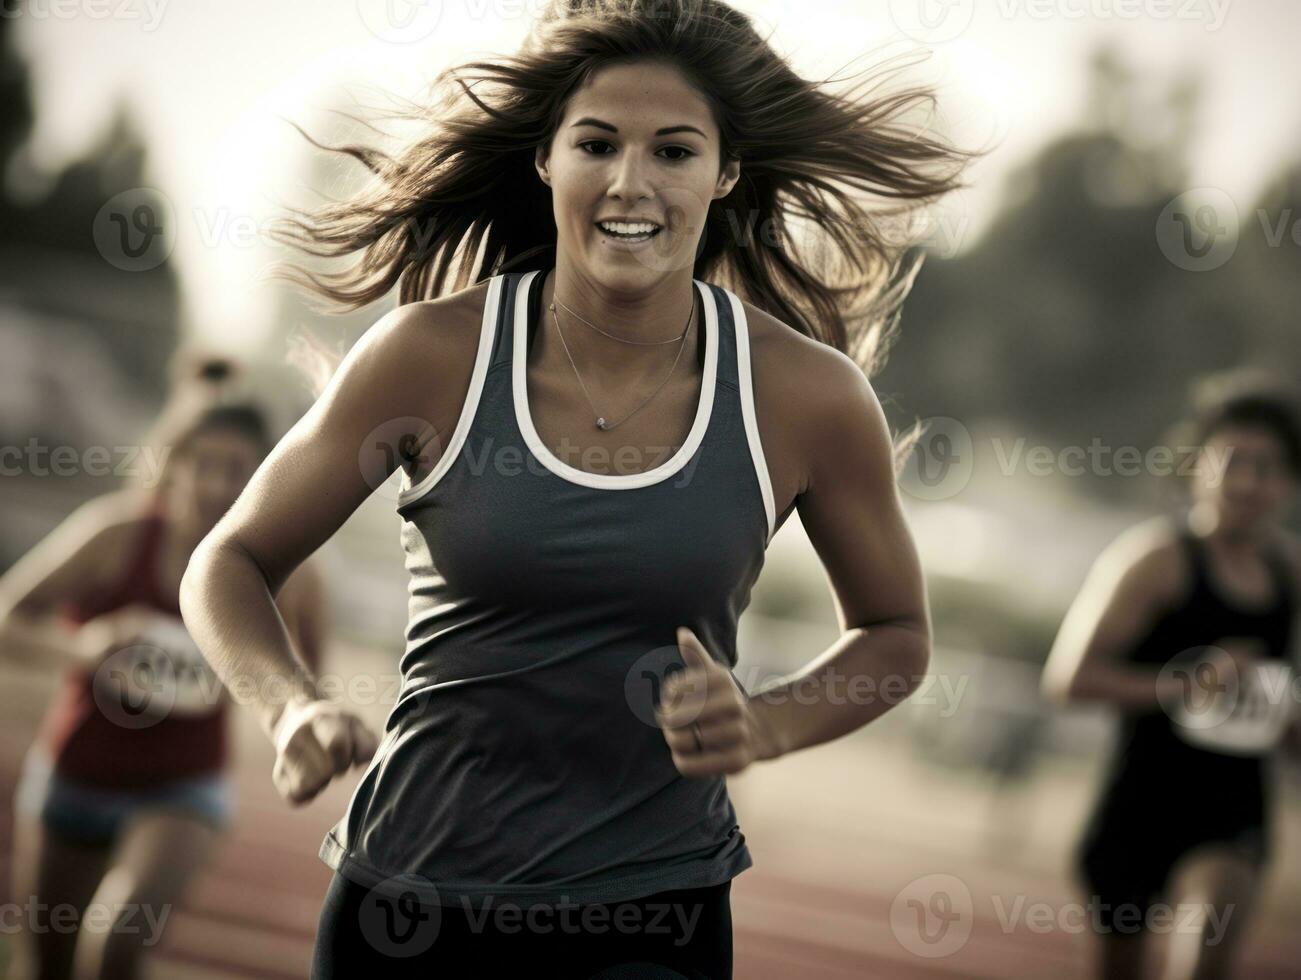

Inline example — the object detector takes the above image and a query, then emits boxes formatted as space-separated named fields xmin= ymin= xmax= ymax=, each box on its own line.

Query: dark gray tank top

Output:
xmin=319 ymin=268 xmax=776 ymax=909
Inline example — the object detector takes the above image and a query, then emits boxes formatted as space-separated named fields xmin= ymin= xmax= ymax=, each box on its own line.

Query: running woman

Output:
xmin=1042 ymin=371 xmax=1301 ymax=980
xmin=181 ymin=1 xmax=974 ymax=975
xmin=2 ymin=353 xmax=325 ymax=980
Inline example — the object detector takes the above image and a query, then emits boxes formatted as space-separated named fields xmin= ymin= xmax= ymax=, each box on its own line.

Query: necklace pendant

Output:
xmin=596 ymin=417 xmax=608 ymax=430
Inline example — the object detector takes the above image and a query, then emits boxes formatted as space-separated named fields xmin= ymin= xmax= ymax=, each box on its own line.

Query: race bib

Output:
xmin=1172 ymin=659 xmax=1296 ymax=757
xmin=93 ymin=615 xmax=224 ymax=725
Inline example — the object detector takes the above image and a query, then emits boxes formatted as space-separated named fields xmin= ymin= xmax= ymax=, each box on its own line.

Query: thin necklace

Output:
xmin=548 ymin=290 xmax=697 ymax=431
xmin=551 ymin=295 xmax=689 ymax=345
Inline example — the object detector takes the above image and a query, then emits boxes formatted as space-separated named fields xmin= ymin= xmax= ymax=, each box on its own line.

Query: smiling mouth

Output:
xmin=594 ymin=222 xmax=663 ymax=242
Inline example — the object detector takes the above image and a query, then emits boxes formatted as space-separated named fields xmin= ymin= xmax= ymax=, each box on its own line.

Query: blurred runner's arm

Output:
xmin=1041 ymin=522 xmax=1191 ymax=710
xmin=0 ymin=493 xmax=138 ymax=671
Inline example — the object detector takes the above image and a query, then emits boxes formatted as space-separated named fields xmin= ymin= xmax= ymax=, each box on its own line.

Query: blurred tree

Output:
xmin=0 ymin=14 xmax=180 ymax=453
xmin=878 ymin=40 xmax=1298 ymax=505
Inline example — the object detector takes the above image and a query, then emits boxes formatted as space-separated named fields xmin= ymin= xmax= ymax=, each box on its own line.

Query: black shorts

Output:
xmin=1074 ymin=758 xmax=1270 ymax=934
xmin=310 ymin=872 xmax=734 ymax=979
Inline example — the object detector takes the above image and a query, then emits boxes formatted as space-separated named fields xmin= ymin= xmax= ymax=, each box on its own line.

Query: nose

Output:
xmin=605 ymin=146 xmax=655 ymax=203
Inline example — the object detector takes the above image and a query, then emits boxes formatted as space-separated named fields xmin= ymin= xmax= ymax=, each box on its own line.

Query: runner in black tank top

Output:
xmin=1077 ymin=510 xmax=1296 ymax=917
xmin=1042 ymin=375 xmax=1301 ymax=980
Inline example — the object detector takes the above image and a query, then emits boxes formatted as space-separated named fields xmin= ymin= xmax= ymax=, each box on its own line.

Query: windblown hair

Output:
xmin=268 ymin=0 xmax=978 ymax=468
xmin=134 ymin=348 xmax=274 ymax=499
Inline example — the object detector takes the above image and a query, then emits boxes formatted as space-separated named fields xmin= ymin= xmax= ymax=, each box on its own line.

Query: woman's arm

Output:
xmin=178 ymin=296 xmax=469 ymax=802
xmin=1040 ymin=521 xmax=1190 ymax=710
xmin=277 ymin=558 xmax=327 ymax=677
xmin=0 ymin=492 xmax=137 ymax=670
xmin=743 ymin=348 xmax=932 ymax=760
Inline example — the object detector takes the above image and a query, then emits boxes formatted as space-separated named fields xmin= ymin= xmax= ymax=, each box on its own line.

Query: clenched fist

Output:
xmin=270 ymin=698 xmax=381 ymax=805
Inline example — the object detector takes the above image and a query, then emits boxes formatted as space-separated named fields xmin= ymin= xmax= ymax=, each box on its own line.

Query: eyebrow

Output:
xmin=569 ymin=117 xmax=708 ymax=139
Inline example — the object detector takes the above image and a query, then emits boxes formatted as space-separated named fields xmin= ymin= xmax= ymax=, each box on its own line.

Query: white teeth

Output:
xmin=598 ymin=221 xmax=659 ymax=236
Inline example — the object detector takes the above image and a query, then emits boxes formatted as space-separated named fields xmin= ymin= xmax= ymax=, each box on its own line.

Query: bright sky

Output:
xmin=12 ymin=0 xmax=1301 ymax=349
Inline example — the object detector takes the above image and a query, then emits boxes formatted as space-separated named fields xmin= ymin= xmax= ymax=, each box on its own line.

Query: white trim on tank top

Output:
xmin=395 ymin=275 xmax=505 ymax=508
xmin=513 ymin=268 xmax=718 ymax=490
xmin=396 ymin=268 xmax=778 ymax=545
xmin=728 ymin=287 xmax=777 ymax=544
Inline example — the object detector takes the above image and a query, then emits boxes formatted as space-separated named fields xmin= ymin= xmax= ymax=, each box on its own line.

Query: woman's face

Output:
xmin=166 ymin=428 xmax=265 ymax=533
xmin=536 ymin=58 xmax=740 ymax=286
xmin=1192 ymin=425 xmax=1297 ymax=532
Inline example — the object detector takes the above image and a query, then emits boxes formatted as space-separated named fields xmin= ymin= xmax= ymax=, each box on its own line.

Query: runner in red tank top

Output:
xmin=2 ymin=352 xmax=326 ymax=980
xmin=36 ymin=491 xmax=233 ymax=789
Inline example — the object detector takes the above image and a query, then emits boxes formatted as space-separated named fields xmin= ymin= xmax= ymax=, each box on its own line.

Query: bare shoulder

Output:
xmin=739 ymin=299 xmax=890 ymax=488
xmin=367 ymin=279 xmax=492 ymax=370
xmin=739 ymin=299 xmax=861 ymax=385
xmin=1095 ymin=516 xmax=1189 ymax=608
xmin=345 ymin=278 xmax=495 ymax=434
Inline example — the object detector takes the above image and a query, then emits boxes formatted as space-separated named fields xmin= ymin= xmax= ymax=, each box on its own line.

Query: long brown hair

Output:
xmin=269 ymin=0 xmax=979 ymax=467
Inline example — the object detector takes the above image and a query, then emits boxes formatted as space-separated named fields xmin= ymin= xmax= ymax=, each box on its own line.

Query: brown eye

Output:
xmin=577 ymin=141 xmax=694 ymax=162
